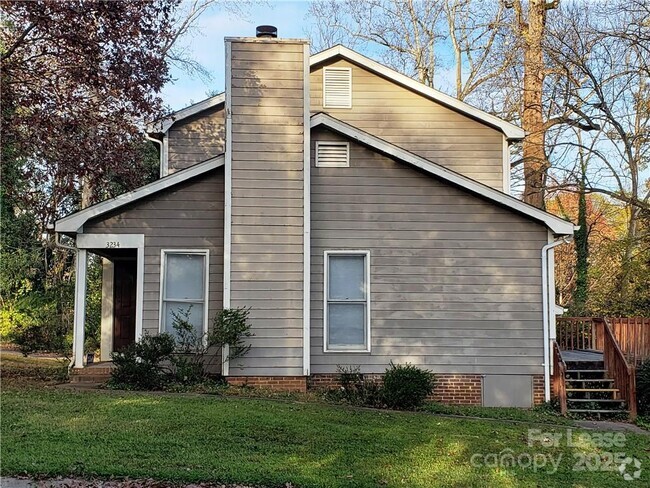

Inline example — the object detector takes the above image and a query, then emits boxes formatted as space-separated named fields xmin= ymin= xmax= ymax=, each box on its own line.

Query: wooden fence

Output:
xmin=557 ymin=317 xmax=650 ymax=365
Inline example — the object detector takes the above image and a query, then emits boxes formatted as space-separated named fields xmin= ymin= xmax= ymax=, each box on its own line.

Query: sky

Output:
xmin=161 ymin=1 xmax=313 ymax=111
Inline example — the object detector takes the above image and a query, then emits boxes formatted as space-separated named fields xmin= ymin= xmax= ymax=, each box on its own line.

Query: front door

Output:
xmin=113 ymin=259 xmax=137 ymax=351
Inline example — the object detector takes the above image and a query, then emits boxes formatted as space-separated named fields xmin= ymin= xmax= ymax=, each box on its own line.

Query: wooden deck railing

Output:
xmin=557 ymin=316 xmax=650 ymax=365
xmin=552 ymin=340 xmax=568 ymax=415
xmin=598 ymin=318 xmax=637 ymax=420
xmin=608 ymin=317 xmax=650 ymax=366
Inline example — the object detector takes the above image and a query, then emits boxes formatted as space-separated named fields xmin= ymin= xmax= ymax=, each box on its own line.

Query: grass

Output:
xmin=3 ymin=386 xmax=650 ymax=487
xmin=0 ymin=351 xmax=69 ymax=385
xmin=422 ymin=402 xmax=575 ymax=425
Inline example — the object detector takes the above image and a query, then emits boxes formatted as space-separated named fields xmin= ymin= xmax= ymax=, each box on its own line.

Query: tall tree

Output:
xmin=546 ymin=1 xmax=650 ymax=303
xmin=507 ymin=0 xmax=558 ymax=209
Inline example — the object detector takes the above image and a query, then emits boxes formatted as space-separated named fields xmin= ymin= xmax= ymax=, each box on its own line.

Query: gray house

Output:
xmin=55 ymin=30 xmax=575 ymax=407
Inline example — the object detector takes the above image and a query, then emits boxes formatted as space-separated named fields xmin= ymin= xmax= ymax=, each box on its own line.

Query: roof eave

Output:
xmin=310 ymin=113 xmax=573 ymax=235
xmin=310 ymin=45 xmax=525 ymax=141
xmin=55 ymin=155 xmax=225 ymax=234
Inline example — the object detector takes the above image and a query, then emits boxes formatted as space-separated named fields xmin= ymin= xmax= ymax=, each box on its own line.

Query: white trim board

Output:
xmin=56 ymin=155 xmax=225 ymax=234
xmin=323 ymin=250 xmax=371 ymax=353
xmin=311 ymin=112 xmax=575 ymax=235
xmin=302 ymin=42 xmax=311 ymax=377
xmin=147 ymin=93 xmax=225 ymax=134
xmin=312 ymin=45 xmax=525 ymax=140
xmin=222 ymin=39 xmax=233 ymax=376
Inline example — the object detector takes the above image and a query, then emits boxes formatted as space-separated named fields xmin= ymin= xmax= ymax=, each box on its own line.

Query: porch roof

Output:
xmin=55 ymin=155 xmax=225 ymax=234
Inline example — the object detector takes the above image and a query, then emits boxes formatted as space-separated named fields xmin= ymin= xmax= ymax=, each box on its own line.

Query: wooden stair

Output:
xmin=564 ymin=360 xmax=627 ymax=418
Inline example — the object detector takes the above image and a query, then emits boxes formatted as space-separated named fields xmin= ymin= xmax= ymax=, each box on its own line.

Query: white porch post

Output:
xmin=73 ymin=249 xmax=88 ymax=368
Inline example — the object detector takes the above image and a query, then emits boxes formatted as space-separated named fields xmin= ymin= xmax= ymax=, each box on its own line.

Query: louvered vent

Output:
xmin=323 ymin=67 xmax=352 ymax=108
xmin=316 ymin=141 xmax=350 ymax=167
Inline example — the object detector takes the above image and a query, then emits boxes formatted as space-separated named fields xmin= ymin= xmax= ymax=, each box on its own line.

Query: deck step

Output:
xmin=566 ymin=388 xmax=619 ymax=392
xmin=568 ymin=409 xmax=626 ymax=414
xmin=567 ymin=398 xmax=625 ymax=403
xmin=567 ymin=378 xmax=614 ymax=383
xmin=565 ymin=369 xmax=607 ymax=374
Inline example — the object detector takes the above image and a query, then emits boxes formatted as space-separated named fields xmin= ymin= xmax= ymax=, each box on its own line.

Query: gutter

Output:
xmin=541 ymin=234 xmax=573 ymax=402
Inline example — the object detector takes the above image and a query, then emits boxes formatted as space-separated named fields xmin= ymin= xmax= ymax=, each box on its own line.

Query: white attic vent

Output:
xmin=323 ymin=67 xmax=352 ymax=108
xmin=316 ymin=141 xmax=350 ymax=167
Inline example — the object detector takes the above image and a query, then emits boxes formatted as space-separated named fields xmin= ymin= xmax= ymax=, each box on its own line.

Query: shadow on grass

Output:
xmin=3 ymin=389 xmax=649 ymax=487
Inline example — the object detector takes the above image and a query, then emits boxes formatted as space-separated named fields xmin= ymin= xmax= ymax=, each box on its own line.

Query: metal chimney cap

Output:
xmin=256 ymin=25 xmax=278 ymax=38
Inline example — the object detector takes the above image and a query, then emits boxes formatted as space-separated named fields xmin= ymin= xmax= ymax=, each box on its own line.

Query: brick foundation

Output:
xmin=227 ymin=376 xmax=307 ymax=393
xmin=228 ymin=373 xmax=546 ymax=406
xmin=309 ymin=373 xmax=483 ymax=406
xmin=533 ymin=375 xmax=545 ymax=405
xmin=431 ymin=374 xmax=483 ymax=405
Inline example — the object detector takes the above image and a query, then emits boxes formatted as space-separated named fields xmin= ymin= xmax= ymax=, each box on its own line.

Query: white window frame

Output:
xmin=323 ymin=67 xmax=352 ymax=109
xmin=315 ymin=141 xmax=350 ymax=168
xmin=323 ymin=250 xmax=371 ymax=353
xmin=158 ymin=249 xmax=210 ymax=337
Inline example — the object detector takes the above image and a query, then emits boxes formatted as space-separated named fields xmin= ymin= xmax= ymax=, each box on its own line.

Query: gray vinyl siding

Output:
xmin=310 ymin=59 xmax=505 ymax=191
xmin=167 ymin=105 xmax=225 ymax=173
xmin=310 ymin=129 xmax=547 ymax=375
xmin=228 ymin=39 xmax=307 ymax=376
xmin=84 ymin=169 xmax=225 ymax=362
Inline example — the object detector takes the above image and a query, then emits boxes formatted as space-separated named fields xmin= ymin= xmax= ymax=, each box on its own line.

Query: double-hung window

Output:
xmin=324 ymin=251 xmax=370 ymax=352
xmin=160 ymin=250 xmax=209 ymax=338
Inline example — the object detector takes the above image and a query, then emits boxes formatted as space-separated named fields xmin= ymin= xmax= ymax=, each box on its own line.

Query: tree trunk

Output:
xmin=81 ymin=176 xmax=93 ymax=209
xmin=573 ymin=175 xmax=589 ymax=314
xmin=520 ymin=0 xmax=553 ymax=209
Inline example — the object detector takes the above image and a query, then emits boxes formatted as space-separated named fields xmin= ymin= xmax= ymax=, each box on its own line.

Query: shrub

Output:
xmin=109 ymin=333 xmax=175 ymax=390
xmin=210 ymin=307 xmax=253 ymax=362
xmin=109 ymin=307 xmax=254 ymax=390
xmin=329 ymin=365 xmax=383 ymax=407
xmin=382 ymin=362 xmax=435 ymax=410
xmin=636 ymin=359 xmax=650 ymax=416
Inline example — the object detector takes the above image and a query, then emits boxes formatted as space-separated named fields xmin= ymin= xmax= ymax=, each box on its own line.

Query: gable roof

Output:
xmin=55 ymin=155 xmax=225 ymax=234
xmin=147 ymin=93 xmax=225 ymax=134
xmin=311 ymin=45 xmax=524 ymax=140
xmin=150 ymin=45 xmax=524 ymax=140
xmin=311 ymin=112 xmax=573 ymax=235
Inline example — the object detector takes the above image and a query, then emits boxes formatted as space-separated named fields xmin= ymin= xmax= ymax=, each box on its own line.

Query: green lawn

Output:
xmin=2 ymin=385 xmax=649 ymax=487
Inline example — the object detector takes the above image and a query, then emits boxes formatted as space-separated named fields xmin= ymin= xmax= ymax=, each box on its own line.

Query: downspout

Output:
xmin=145 ymin=134 xmax=165 ymax=178
xmin=541 ymin=235 xmax=573 ymax=402
xmin=54 ymin=231 xmax=78 ymax=371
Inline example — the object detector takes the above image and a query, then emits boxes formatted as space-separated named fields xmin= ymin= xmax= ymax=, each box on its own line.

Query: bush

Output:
xmin=109 ymin=333 xmax=175 ymax=390
xmin=382 ymin=362 xmax=435 ymax=410
xmin=330 ymin=365 xmax=383 ymax=407
xmin=109 ymin=307 xmax=254 ymax=391
xmin=210 ymin=307 xmax=253 ymax=361
xmin=636 ymin=359 xmax=650 ymax=416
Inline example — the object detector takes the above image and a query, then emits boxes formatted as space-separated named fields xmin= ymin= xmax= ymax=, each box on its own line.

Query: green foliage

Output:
xmin=210 ymin=307 xmax=253 ymax=361
xmin=169 ymin=306 xmax=210 ymax=385
xmin=382 ymin=362 xmax=435 ymax=410
xmin=329 ymin=365 xmax=384 ymax=407
xmin=3 ymin=289 xmax=74 ymax=356
xmin=109 ymin=306 xmax=253 ymax=390
xmin=636 ymin=358 xmax=650 ymax=416
xmin=109 ymin=333 xmax=176 ymax=390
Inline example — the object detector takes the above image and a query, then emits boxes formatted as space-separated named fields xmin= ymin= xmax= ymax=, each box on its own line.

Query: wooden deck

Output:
xmin=560 ymin=349 xmax=604 ymax=363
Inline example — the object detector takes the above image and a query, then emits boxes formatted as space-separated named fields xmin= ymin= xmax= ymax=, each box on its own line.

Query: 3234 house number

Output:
xmin=106 ymin=241 xmax=120 ymax=248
